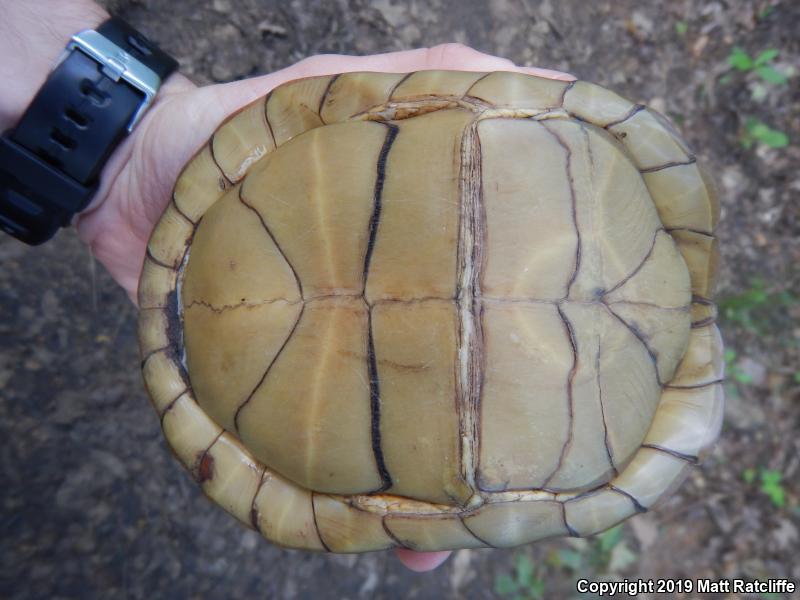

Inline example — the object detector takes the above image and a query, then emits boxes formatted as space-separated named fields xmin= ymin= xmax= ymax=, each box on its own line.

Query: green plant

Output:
xmin=675 ymin=21 xmax=688 ymax=36
xmin=728 ymin=47 xmax=789 ymax=85
xmin=741 ymin=118 xmax=789 ymax=149
xmin=495 ymin=554 xmax=546 ymax=599
xmin=719 ymin=279 xmax=797 ymax=331
xmin=724 ymin=349 xmax=753 ymax=385
xmin=743 ymin=467 xmax=786 ymax=508
xmin=546 ymin=525 xmax=638 ymax=578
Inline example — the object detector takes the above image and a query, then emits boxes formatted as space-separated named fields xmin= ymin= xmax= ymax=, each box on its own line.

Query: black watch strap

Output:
xmin=0 ymin=17 xmax=178 ymax=245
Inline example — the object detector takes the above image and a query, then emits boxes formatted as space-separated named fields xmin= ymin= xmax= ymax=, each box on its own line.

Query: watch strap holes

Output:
xmin=79 ymin=79 xmax=110 ymax=107
xmin=50 ymin=128 xmax=76 ymax=151
xmin=64 ymin=107 xmax=91 ymax=129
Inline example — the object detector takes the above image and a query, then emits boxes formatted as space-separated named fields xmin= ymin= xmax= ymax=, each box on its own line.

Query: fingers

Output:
xmin=395 ymin=548 xmax=453 ymax=572
xmin=221 ymin=43 xmax=574 ymax=106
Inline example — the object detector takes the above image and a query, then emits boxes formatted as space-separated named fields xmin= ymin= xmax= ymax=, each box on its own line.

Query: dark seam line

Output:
xmin=368 ymin=309 xmax=392 ymax=492
xmin=232 ymin=303 xmax=305 ymax=433
xmin=249 ymin=468 xmax=268 ymax=531
xmin=608 ymin=485 xmax=648 ymax=513
xmin=381 ymin=518 xmax=408 ymax=548
xmin=310 ymin=493 xmax=332 ymax=552
xmin=561 ymin=502 xmax=579 ymax=537
xmin=596 ymin=338 xmax=617 ymax=476
xmin=208 ymin=136 xmax=234 ymax=186
xmin=171 ymin=195 xmax=196 ymax=225
xmin=363 ymin=123 xmax=399 ymax=293
xmin=603 ymin=228 xmax=663 ymax=296
xmin=540 ymin=122 xmax=581 ymax=299
xmin=459 ymin=515 xmax=496 ymax=548
xmin=543 ymin=305 xmax=578 ymax=488
xmin=157 ymin=388 xmax=189 ymax=425
xmin=604 ymin=103 xmax=645 ymax=129
xmin=604 ymin=304 xmax=662 ymax=385
xmin=363 ymin=123 xmax=399 ymax=493
xmin=140 ymin=344 xmax=170 ymax=368
xmin=665 ymin=379 xmax=724 ymax=390
xmin=146 ymin=247 xmax=178 ymax=271
xmin=639 ymin=156 xmax=697 ymax=173
xmin=387 ymin=72 xmax=414 ymax=99
xmin=317 ymin=74 xmax=339 ymax=124
xmin=463 ymin=71 xmax=494 ymax=98
xmin=691 ymin=316 xmax=716 ymax=328
xmin=692 ymin=295 xmax=713 ymax=305
xmin=666 ymin=226 xmax=715 ymax=238
xmin=641 ymin=443 xmax=699 ymax=464
xmin=558 ymin=482 xmax=609 ymax=503
xmin=559 ymin=79 xmax=577 ymax=107
xmin=263 ymin=91 xmax=277 ymax=148
xmin=239 ymin=186 xmax=304 ymax=298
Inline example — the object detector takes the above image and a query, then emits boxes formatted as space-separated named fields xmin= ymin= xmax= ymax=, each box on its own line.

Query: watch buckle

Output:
xmin=57 ymin=29 xmax=162 ymax=132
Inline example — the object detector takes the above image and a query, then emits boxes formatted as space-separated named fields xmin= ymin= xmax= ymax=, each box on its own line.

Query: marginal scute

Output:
xmin=670 ymin=229 xmax=719 ymax=299
xmin=312 ymin=495 xmax=395 ymax=552
xmin=642 ymin=162 xmax=719 ymax=233
xmin=669 ymin=324 xmax=724 ymax=387
xmin=138 ymin=308 xmax=169 ymax=357
xmin=266 ymin=75 xmax=332 ymax=145
xmin=148 ymin=202 xmax=194 ymax=269
xmin=563 ymin=489 xmax=637 ymax=537
xmin=467 ymin=71 xmax=568 ymax=108
xmin=462 ymin=500 xmax=568 ymax=547
xmin=251 ymin=471 xmax=326 ymax=551
xmin=691 ymin=299 xmax=717 ymax=327
xmin=562 ymin=81 xmax=636 ymax=126
xmin=161 ymin=394 xmax=223 ymax=472
xmin=137 ymin=257 xmax=177 ymax=309
xmin=643 ymin=384 xmax=724 ymax=459
xmin=211 ymin=97 xmax=275 ymax=182
xmin=142 ymin=350 xmax=186 ymax=415
xmin=320 ymin=72 xmax=407 ymax=123
xmin=609 ymin=108 xmax=693 ymax=171
xmin=173 ymin=144 xmax=230 ymax=222
xmin=392 ymin=70 xmax=488 ymax=99
xmin=611 ymin=447 xmax=693 ymax=509
xmin=200 ymin=434 xmax=263 ymax=526
xmin=384 ymin=514 xmax=485 ymax=551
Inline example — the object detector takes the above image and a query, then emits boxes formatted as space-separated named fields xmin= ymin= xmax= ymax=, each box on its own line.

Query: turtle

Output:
xmin=138 ymin=70 xmax=724 ymax=553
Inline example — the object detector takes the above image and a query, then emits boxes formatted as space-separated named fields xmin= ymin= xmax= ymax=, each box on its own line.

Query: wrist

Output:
xmin=0 ymin=1 xmax=109 ymax=131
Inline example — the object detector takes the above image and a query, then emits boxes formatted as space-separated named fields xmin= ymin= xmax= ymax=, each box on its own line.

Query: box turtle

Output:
xmin=138 ymin=70 xmax=723 ymax=552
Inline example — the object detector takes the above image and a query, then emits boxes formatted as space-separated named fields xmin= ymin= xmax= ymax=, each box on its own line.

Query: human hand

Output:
xmin=75 ymin=44 xmax=572 ymax=571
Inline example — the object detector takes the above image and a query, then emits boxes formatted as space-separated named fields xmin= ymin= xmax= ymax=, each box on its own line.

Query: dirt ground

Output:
xmin=2 ymin=1 xmax=798 ymax=599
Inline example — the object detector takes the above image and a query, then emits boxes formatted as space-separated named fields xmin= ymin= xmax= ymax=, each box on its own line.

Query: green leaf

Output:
xmin=793 ymin=371 xmax=800 ymax=384
xmin=754 ymin=49 xmax=779 ymax=66
xmin=733 ymin=369 xmax=753 ymax=384
xmin=760 ymin=470 xmax=786 ymax=508
xmin=728 ymin=47 xmax=753 ymax=70
xmin=675 ymin=21 xmax=688 ymax=35
xmin=598 ymin=525 xmax=623 ymax=553
xmin=515 ymin=554 xmax=535 ymax=586
xmin=495 ymin=574 xmax=518 ymax=596
xmin=746 ymin=119 xmax=789 ymax=148
xmin=529 ymin=578 xmax=546 ymax=600
xmin=724 ymin=348 xmax=737 ymax=364
xmin=756 ymin=65 xmax=788 ymax=84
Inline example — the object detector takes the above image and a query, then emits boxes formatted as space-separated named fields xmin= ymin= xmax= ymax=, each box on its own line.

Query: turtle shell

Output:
xmin=139 ymin=71 xmax=724 ymax=552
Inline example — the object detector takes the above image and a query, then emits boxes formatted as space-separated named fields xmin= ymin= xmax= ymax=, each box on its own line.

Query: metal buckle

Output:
xmin=57 ymin=29 xmax=161 ymax=132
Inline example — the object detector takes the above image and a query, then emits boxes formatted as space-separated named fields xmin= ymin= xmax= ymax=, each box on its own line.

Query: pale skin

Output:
xmin=1 ymin=0 xmax=573 ymax=572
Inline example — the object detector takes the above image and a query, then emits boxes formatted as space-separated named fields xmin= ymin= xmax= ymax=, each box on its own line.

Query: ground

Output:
xmin=2 ymin=1 xmax=798 ymax=598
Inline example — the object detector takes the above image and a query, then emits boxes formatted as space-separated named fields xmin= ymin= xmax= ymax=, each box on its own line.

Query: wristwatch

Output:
xmin=0 ymin=17 xmax=178 ymax=245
